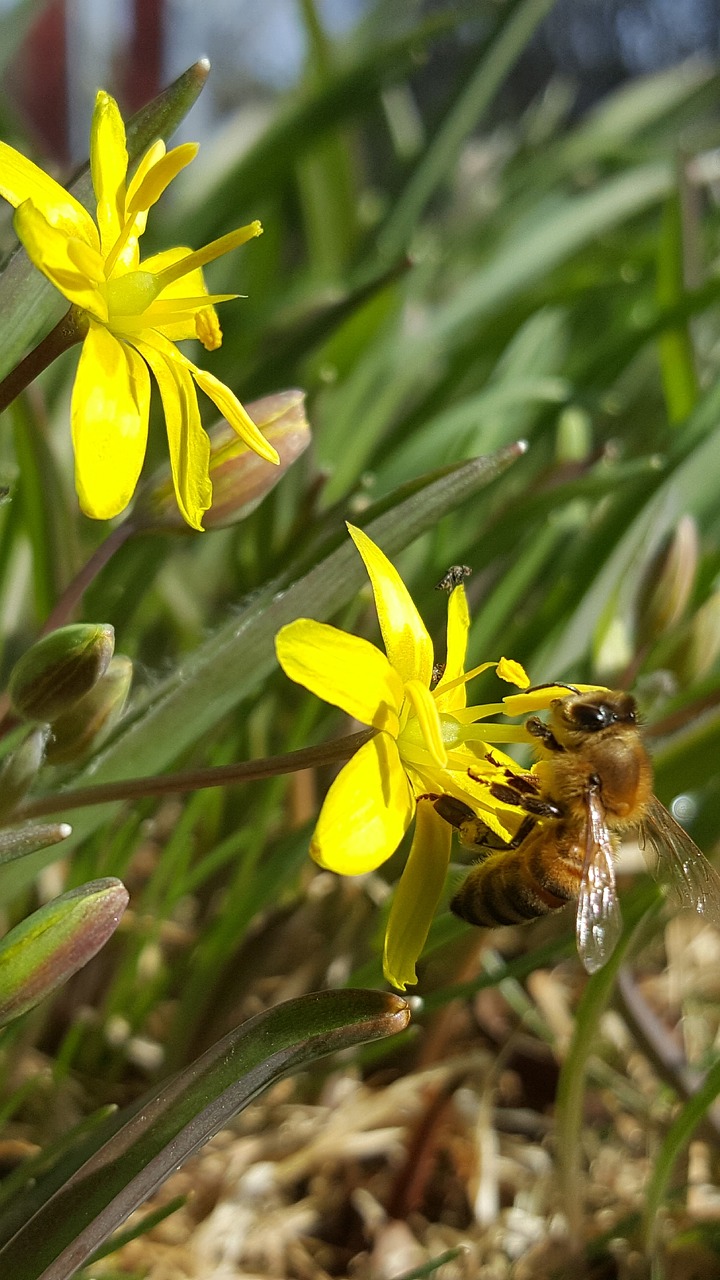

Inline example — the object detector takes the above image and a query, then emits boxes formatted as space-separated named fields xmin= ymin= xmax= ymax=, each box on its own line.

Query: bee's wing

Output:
xmin=642 ymin=796 xmax=720 ymax=927
xmin=576 ymin=788 xmax=623 ymax=975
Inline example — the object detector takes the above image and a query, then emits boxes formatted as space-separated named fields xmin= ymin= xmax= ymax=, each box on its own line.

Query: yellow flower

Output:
xmin=275 ymin=524 xmax=532 ymax=990
xmin=0 ymin=90 xmax=278 ymax=528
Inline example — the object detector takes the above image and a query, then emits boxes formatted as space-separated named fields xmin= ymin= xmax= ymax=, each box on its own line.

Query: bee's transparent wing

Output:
xmin=576 ymin=789 xmax=623 ymax=974
xmin=642 ymin=796 xmax=720 ymax=926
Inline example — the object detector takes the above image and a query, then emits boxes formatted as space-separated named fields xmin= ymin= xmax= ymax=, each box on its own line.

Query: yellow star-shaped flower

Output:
xmin=0 ymin=89 xmax=278 ymax=528
xmin=275 ymin=524 xmax=534 ymax=989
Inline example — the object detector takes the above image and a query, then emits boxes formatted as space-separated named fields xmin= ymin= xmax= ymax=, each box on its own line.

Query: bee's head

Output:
xmin=550 ymin=690 xmax=638 ymax=740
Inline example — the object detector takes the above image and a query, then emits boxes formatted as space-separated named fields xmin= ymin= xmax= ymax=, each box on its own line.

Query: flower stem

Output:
xmin=40 ymin=521 xmax=136 ymax=634
xmin=0 ymin=306 xmax=87 ymax=416
xmin=15 ymin=728 xmax=375 ymax=820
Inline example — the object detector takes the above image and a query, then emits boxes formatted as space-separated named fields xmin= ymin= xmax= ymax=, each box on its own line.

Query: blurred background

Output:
xmin=7 ymin=0 xmax=720 ymax=159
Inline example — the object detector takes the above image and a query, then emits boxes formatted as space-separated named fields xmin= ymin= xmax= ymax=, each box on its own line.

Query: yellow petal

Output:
xmin=71 ymin=326 xmax=150 ymax=520
xmin=275 ymin=619 xmax=404 ymax=732
xmin=13 ymin=201 xmax=107 ymax=321
xmin=192 ymin=368 xmax=279 ymax=464
xmin=125 ymin=139 xmax=165 ymax=210
xmin=90 ymin=90 xmax=127 ymax=256
xmin=126 ymin=143 xmax=198 ymax=215
xmin=403 ymin=678 xmax=447 ymax=768
xmin=0 ymin=141 xmax=98 ymax=247
xmin=140 ymin=246 xmax=205 ymax=296
xmin=501 ymin=682 xmax=603 ymax=717
xmin=311 ymin=734 xmax=414 ymax=875
xmin=347 ymin=524 xmax=433 ymax=688
xmin=132 ymin=337 xmax=210 ymax=531
xmin=435 ymin=585 xmax=470 ymax=711
xmin=383 ymin=799 xmax=451 ymax=990
xmin=113 ymin=140 xmax=166 ymax=273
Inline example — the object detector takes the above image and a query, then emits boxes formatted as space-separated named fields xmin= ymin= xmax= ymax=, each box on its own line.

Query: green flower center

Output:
xmin=106 ymin=270 xmax=162 ymax=317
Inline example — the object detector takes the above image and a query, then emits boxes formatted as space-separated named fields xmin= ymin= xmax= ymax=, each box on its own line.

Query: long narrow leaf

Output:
xmin=0 ymin=989 xmax=409 ymax=1280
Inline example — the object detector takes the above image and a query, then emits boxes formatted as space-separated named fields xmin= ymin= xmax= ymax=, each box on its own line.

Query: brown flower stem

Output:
xmin=0 ymin=306 xmax=87 ymax=415
xmin=0 ymin=522 xmax=136 ymax=736
xmin=40 ymin=521 xmax=137 ymax=634
xmin=15 ymin=728 xmax=375 ymax=820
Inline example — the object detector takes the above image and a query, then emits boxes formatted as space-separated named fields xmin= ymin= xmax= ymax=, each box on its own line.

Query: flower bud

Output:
xmin=0 ymin=877 xmax=128 ymax=1026
xmin=139 ymin=389 xmax=311 ymax=531
xmin=46 ymin=655 xmax=133 ymax=764
xmin=636 ymin=516 xmax=698 ymax=647
xmin=664 ymin=591 xmax=720 ymax=685
xmin=0 ymin=820 xmax=71 ymax=867
xmin=0 ymin=726 xmax=49 ymax=821
xmin=8 ymin=624 xmax=115 ymax=723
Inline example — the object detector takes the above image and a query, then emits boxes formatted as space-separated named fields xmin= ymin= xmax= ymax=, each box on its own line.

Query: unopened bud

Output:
xmin=0 ymin=877 xmax=128 ymax=1026
xmin=8 ymin=624 xmax=115 ymax=723
xmin=665 ymin=591 xmax=720 ymax=685
xmin=0 ymin=820 xmax=71 ymax=867
xmin=46 ymin=655 xmax=133 ymax=764
xmin=637 ymin=517 xmax=698 ymax=647
xmin=0 ymin=726 xmax=49 ymax=821
xmin=139 ymin=389 xmax=311 ymax=531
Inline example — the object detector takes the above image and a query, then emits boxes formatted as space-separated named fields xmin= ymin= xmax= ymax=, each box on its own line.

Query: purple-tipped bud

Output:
xmin=46 ymin=655 xmax=133 ymax=765
xmin=0 ymin=877 xmax=128 ymax=1026
xmin=140 ymin=390 xmax=311 ymax=531
xmin=8 ymin=624 xmax=115 ymax=723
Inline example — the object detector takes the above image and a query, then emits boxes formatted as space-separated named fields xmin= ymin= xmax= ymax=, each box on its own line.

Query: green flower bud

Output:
xmin=637 ymin=516 xmax=698 ymax=647
xmin=139 ymin=389 xmax=311 ymax=532
xmin=46 ymin=655 xmax=133 ymax=765
xmin=0 ymin=877 xmax=128 ymax=1026
xmin=8 ymin=624 xmax=115 ymax=723
xmin=0 ymin=726 xmax=49 ymax=822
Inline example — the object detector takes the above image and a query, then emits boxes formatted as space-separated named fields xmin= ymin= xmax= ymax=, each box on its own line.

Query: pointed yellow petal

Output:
xmin=383 ymin=799 xmax=451 ymax=990
xmin=435 ymin=585 xmax=470 ymax=711
xmin=0 ymin=141 xmax=98 ymax=247
xmin=71 ymin=326 xmax=150 ymax=520
xmin=192 ymin=368 xmax=279 ymax=464
xmin=403 ymin=678 xmax=447 ymax=768
xmin=132 ymin=338 xmax=210 ymax=531
xmin=90 ymin=90 xmax=128 ymax=256
xmin=126 ymin=143 xmax=198 ymax=215
xmin=14 ymin=201 xmax=107 ymax=320
xmin=311 ymin=734 xmax=414 ymax=875
xmin=276 ymin=619 xmax=404 ymax=732
xmin=111 ymin=140 xmax=166 ymax=274
xmin=347 ymin=525 xmax=433 ymax=688
xmin=125 ymin=139 xmax=165 ymax=209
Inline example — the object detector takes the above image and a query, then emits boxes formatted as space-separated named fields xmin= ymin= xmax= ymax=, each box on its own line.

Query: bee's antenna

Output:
xmin=525 ymin=682 xmax=580 ymax=695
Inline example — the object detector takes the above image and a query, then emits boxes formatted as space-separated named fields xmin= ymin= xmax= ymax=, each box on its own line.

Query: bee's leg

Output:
xmin=433 ymin=795 xmax=475 ymax=828
xmin=525 ymin=716 xmax=565 ymax=751
xmin=489 ymin=780 xmax=564 ymax=820
xmin=433 ymin=795 xmax=534 ymax=852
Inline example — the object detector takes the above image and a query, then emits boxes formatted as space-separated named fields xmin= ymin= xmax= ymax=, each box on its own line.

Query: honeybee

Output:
xmin=436 ymin=689 xmax=720 ymax=973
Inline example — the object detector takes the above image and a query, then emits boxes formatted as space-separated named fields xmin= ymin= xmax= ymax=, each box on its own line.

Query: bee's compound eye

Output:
xmin=572 ymin=702 xmax=610 ymax=731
